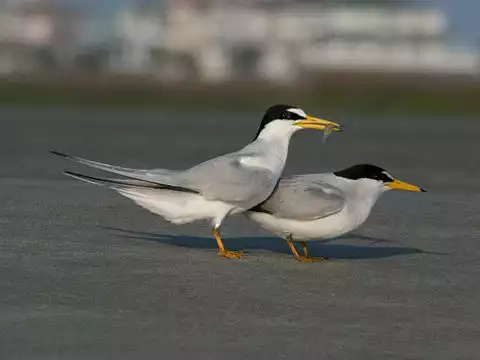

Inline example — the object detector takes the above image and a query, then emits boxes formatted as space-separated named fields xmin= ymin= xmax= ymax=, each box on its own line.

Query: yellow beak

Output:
xmin=387 ymin=179 xmax=426 ymax=192
xmin=294 ymin=115 xmax=343 ymax=132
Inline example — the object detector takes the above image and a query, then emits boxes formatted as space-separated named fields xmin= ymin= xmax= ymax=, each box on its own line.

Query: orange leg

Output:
xmin=213 ymin=228 xmax=244 ymax=259
xmin=300 ymin=241 xmax=310 ymax=257
xmin=287 ymin=236 xmax=328 ymax=263
xmin=299 ymin=241 xmax=328 ymax=262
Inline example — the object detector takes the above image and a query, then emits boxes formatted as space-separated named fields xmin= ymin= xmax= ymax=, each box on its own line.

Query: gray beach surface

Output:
xmin=1 ymin=107 xmax=479 ymax=359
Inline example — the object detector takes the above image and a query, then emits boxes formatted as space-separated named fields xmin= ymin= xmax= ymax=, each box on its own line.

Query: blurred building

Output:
xmin=157 ymin=0 xmax=480 ymax=82
xmin=0 ymin=0 xmax=479 ymax=82
xmin=75 ymin=2 xmax=166 ymax=74
xmin=0 ymin=0 xmax=53 ymax=73
xmin=0 ymin=0 xmax=85 ymax=73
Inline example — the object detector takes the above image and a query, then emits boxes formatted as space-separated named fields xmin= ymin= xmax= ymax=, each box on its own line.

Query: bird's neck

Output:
xmin=343 ymin=180 xmax=384 ymax=224
xmin=251 ymin=124 xmax=298 ymax=174
xmin=256 ymin=120 xmax=298 ymax=142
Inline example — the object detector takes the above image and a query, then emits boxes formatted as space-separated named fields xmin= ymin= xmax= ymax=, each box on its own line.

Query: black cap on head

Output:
xmin=253 ymin=104 xmax=306 ymax=140
xmin=334 ymin=164 xmax=394 ymax=183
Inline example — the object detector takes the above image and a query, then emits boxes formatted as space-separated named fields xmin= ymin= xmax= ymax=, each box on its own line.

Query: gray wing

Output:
xmin=52 ymin=150 xmax=276 ymax=207
xmin=180 ymin=153 xmax=276 ymax=206
xmin=252 ymin=174 xmax=345 ymax=220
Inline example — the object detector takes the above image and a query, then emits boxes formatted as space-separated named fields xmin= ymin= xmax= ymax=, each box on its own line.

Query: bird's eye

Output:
xmin=282 ymin=111 xmax=304 ymax=121
xmin=372 ymin=173 xmax=389 ymax=182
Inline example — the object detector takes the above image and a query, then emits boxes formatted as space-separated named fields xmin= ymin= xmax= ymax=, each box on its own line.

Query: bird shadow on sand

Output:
xmin=101 ymin=226 xmax=443 ymax=260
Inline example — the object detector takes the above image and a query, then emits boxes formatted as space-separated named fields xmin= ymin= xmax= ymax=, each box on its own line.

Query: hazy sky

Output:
xmin=435 ymin=0 xmax=480 ymax=45
xmin=58 ymin=0 xmax=480 ymax=46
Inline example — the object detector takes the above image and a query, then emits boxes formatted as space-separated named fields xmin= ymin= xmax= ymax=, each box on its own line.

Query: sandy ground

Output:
xmin=1 ymin=107 xmax=479 ymax=359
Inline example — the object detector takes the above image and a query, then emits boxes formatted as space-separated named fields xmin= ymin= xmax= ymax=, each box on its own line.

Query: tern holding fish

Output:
xmin=52 ymin=104 xmax=342 ymax=259
xmin=246 ymin=164 xmax=425 ymax=262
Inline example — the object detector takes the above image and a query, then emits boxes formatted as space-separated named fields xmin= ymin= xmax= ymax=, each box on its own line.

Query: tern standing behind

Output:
xmin=246 ymin=164 xmax=425 ymax=262
xmin=52 ymin=104 xmax=342 ymax=259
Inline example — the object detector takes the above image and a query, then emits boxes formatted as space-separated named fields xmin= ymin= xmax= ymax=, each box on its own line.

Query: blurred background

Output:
xmin=0 ymin=0 xmax=479 ymax=114
xmin=2 ymin=3 xmax=480 ymax=358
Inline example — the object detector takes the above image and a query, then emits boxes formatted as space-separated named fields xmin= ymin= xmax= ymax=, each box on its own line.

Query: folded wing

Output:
xmin=250 ymin=174 xmax=345 ymax=220
xmin=52 ymin=150 xmax=276 ymax=208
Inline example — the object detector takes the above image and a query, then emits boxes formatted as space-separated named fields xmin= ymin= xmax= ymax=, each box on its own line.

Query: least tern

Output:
xmin=246 ymin=164 xmax=425 ymax=263
xmin=51 ymin=104 xmax=342 ymax=259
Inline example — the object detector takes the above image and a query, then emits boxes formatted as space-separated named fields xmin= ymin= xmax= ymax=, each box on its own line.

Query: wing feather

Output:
xmin=52 ymin=150 xmax=276 ymax=207
xmin=182 ymin=155 xmax=276 ymax=205
xmin=251 ymin=174 xmax=345 ymax=220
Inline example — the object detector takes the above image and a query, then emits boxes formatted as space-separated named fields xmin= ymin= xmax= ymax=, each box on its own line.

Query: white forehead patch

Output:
xmin=287 ymin=108 xmax=307 ymax=118
xmin=382 ymin=171 xmax=394 ymax=181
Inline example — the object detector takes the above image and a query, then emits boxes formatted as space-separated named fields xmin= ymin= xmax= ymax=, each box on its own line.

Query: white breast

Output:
xmin=246 ymin=199 xmax=374 ymax=241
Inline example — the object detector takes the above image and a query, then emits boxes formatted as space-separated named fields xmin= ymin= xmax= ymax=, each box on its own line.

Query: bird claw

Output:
xmin=218 ymin=250 xmax=244 ymax=259
xmin=295 ymin=256 xmax=329 ymax=263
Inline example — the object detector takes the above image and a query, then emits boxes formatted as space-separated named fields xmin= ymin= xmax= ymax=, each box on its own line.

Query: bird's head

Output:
xmin=334 ymin=164 xmax=426 ymax=195
xmin=253 ymin=104 xmax=342 ymax=140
